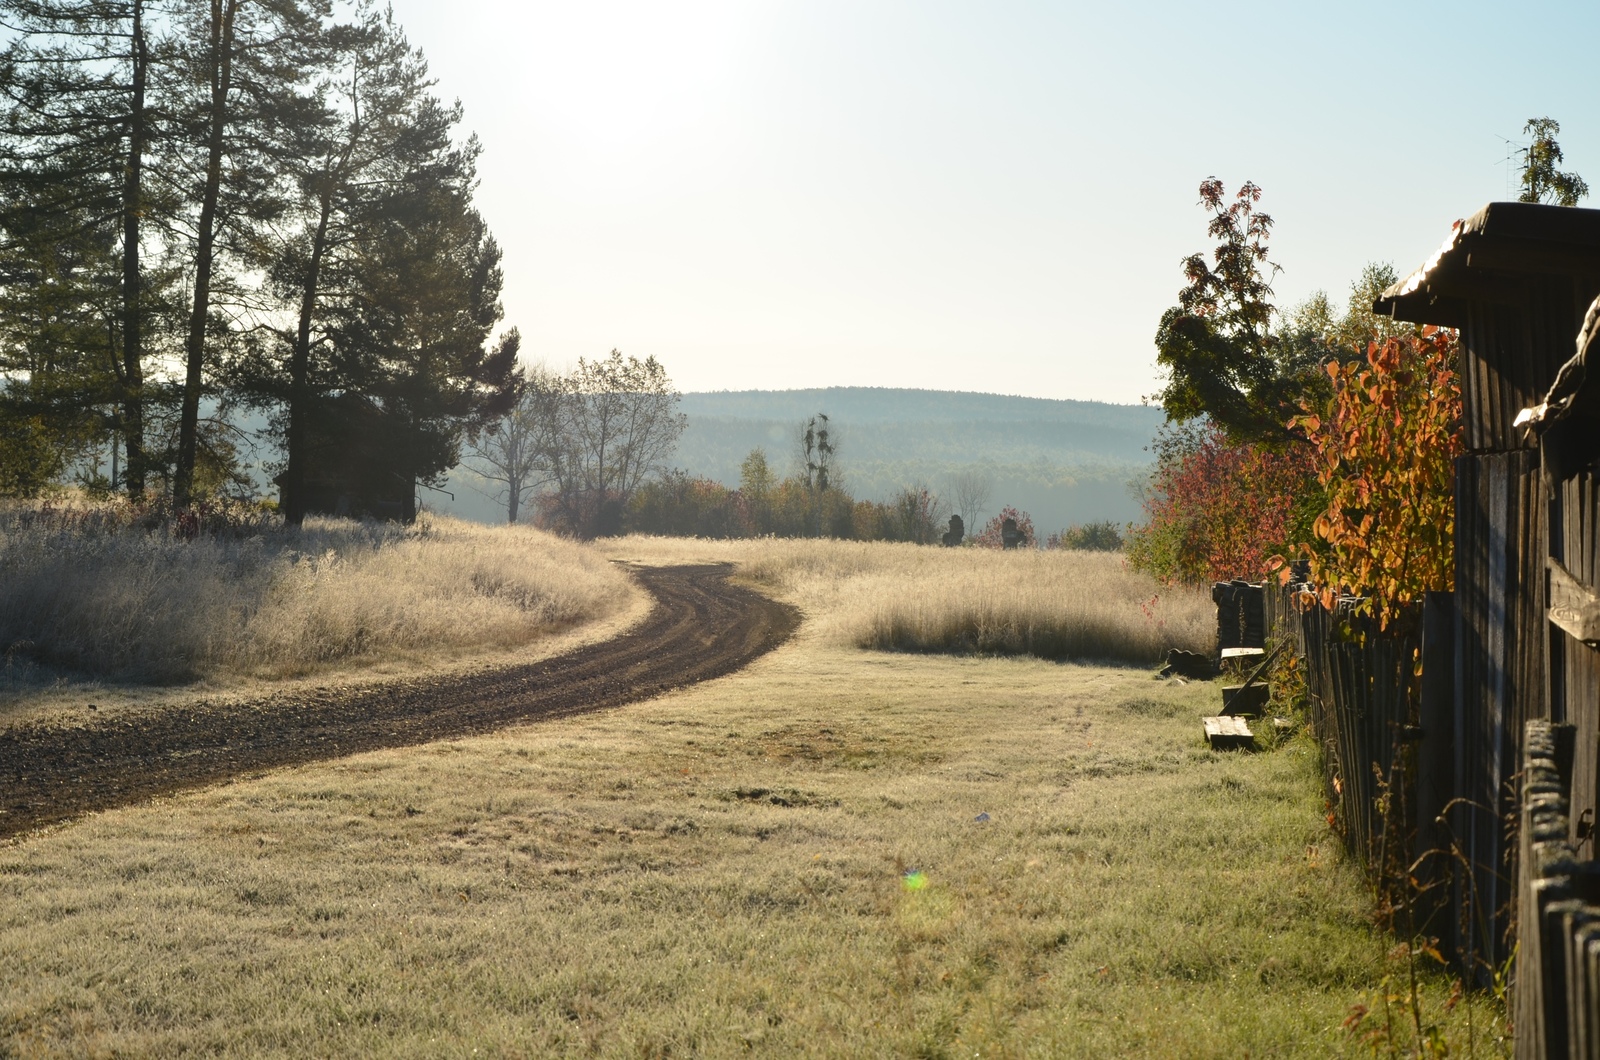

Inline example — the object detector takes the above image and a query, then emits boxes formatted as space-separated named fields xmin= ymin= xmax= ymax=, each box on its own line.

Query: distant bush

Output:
xmin=624 ymin=472 xmax=747 ymax=538
xmin=1048 ymin=520 xmax=1124 ymax=552
xmin=973 ymin=506 xmax=1034 ymax=549
xmin=624 ymin=465 xmax=945 ymax=544
xmin=849 ymin=486 xmax=943 ymax=545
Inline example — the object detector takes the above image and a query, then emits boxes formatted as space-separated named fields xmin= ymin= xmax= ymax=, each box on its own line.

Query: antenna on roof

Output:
xmin=1496 ymin=133 xmax=1527 ymax=200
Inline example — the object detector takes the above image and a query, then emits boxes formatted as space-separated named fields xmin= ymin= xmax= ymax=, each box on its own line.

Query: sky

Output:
xmin=382 ymin=0 xmax=1600 ymax=405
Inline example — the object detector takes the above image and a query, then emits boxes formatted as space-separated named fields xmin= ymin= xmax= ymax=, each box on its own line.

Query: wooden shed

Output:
xmin=1375 ymin=201 xmax=1600 ymax=975
xmin=1526 ymin=297 xmax=1600 ymax=857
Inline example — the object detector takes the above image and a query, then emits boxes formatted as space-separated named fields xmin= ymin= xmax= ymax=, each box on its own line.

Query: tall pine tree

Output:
xmin=244 ymin=4 xmax=517 ymax=523
xmin=0 ymin=0 xmax=162 ymax=493
xmin=160 ymin=0 xmax=326 ymax=507
xmin=0 ymin=0 xmax=517 ymax=510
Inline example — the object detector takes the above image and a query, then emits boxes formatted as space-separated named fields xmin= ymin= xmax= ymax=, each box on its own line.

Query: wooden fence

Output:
xmin=1265 ymin=590 xmax=1418 ymax=870
xmin=1455 ymin=449 xmax=1550 ymax=978
xmin=1516 ymin=720 xmax=1600 ymax=1060
xmin=1261 ymin=586 xmax=1472 ymax=964
xmin=1259 ymin=580 xmax=1598 ymax=1057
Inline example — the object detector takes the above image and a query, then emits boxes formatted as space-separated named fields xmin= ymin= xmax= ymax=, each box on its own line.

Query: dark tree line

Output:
xmin=0 ymin=0 xmax=518 ymax=520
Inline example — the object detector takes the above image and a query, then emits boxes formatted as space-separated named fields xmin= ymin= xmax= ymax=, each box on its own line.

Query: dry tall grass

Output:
xmin=603 ymin=536 xmax=1213 ymax=666
xmin=0 ymin=507 xmax=635 ymax=683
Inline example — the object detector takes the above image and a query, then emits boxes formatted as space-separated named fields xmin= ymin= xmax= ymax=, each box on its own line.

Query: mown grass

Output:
xmin=0 ymin=638 xmax=1501 ymax=1056
xmin=0 ymin=508 xmax=637 ymax=686
xmin=601 ymin=535 xmax=1214 ymax=666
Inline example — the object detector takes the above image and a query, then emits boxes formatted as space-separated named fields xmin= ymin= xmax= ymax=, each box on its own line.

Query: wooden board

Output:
xmin=1221 ymin=684 xmax=1269 ymax=717
xmin=1549 ymin=556 xmax=1600 ymax=644
xmin=1203 ymin=715 xmax=1254 ymax=750
xmin=1455 ymin=449 xmax=1547 ymax=980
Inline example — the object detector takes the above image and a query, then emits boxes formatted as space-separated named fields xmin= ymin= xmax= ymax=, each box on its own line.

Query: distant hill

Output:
xmin=225 ymin=386 xmax=1162 ymax=532
xmin=663 ymin=388 xmax=1161 ymax=534
xmin=366 ymin=387 xmax=1162 ymax=533
xmin=676 ymin=388 xmax=1160 ymax=429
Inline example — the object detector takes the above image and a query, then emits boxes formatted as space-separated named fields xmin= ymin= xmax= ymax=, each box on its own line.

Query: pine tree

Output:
xmin=0 ymin=169 xmax=121 ymax=493
xmin=240 ymin=3 xmax=518 ymax=523
xmin=161 ymin=0 xmax=327 ymax=507
xmin=323 ymin=168 xmax=520 ymax=516
xmin=0 ymin=0 xmax=163 ymax=493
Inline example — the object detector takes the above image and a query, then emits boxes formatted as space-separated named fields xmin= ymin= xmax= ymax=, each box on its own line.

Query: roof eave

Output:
xmin=1373 ymin=202 xmax=1600 ymax=327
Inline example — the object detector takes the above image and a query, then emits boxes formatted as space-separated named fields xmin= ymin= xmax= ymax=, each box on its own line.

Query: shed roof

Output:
xmin=1375 ymin=202 xmax=1600 ymax=327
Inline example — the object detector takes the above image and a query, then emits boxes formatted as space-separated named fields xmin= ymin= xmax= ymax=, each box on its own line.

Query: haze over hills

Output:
xmin=440 ymin=387 xmax=1163 ymax=533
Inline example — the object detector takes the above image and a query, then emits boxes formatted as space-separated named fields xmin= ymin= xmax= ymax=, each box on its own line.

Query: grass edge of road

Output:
xmin=0 ymin=636 xmax=1504 ymax=1057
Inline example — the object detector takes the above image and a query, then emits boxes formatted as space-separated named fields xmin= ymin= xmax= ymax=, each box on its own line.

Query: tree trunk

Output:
xmin=282 ymin=186 xmax=332 ymax=527
xmin=174 ymin=0 xmax=238 ymax=509
xmin=119 ymin=0 xmax=147 ymax=496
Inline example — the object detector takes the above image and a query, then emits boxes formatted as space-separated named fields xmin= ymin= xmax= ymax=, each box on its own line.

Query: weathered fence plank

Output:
xmin=1515 ymin=720 xmax=1600 ymax=1060
xmin=1454 ymin=448 xmax=1546 ymax=980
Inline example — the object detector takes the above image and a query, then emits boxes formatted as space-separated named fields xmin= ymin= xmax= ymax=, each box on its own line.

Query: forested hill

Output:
xmin=673 ymin=388 xmax=1162 ymax=531
xmin=437 ymin=386 xmax=1163 ymax=532
xmin=677 ymin=388 xmax=1160 ymax=430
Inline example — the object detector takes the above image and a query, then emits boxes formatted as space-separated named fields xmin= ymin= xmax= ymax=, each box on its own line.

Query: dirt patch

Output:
xmin=0 ymin=565 xmax=799 ymax=842
xmin=747 ymin=724 xmax=942 ymax=770
xmin=718 ymin=787 xmax=838 ymax=808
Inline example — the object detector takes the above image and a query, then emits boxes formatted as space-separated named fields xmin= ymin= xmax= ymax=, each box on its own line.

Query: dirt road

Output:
xmin=0 ymin=564 xmax=799 ymax=842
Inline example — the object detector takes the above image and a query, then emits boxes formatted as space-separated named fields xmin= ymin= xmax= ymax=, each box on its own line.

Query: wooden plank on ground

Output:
xmin=1203 ymin=715 xmax=1254 ymax=750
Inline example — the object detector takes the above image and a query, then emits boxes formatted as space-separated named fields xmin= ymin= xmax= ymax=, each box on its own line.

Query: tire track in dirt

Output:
xmin=0 ymin=564 xmax=799 ymax=842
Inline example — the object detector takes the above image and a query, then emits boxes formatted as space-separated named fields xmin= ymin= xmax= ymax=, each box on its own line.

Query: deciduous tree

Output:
xmin=531 ymin=351 xmax=686 ymax=537
xmin=738 ymin=447 xmax=775 ymax=533
xmin=796 ymin=412 xmax=837 ymax=537
xmin=945 ymin=467 xmax=991 ymax=532
xmin=465 ymin=360 xmax=550 ymax=524
xmin=1519 ymin=116 xmax=1588 ymax=207
xmin=1153 ymin=178 xmax=1306 ymax=445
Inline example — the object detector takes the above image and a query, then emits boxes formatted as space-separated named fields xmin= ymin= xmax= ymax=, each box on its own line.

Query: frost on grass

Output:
xmin=602 ymin=535 xmax=1213 ymax=668
xmin=0 ymin=510 xmax=634 ymax=683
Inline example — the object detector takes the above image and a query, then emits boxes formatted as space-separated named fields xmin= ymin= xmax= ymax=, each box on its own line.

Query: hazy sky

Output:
xmin=383 ymin=0 xmax=1600 ymax=404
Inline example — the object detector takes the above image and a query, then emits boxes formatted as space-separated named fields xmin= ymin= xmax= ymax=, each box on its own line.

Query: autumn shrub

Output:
xmin=626 ymin=472 xmax=949 ymax=545
xmin=849 ymin=485 xmax=944 ymax=544
xmin=1126 ymin=420 xmax=1318 ymax=586
xmin=758 ymin=478 xmax=854 ymax=538
xmin=1287 ymin=328 xmax=1462 ymax=628
xmin=625 ymin=471 xmax=750 ymax=538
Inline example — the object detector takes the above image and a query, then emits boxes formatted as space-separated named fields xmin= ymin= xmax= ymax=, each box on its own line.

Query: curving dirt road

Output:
xmin=0 ymin=564 xmax=799 ymax=842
